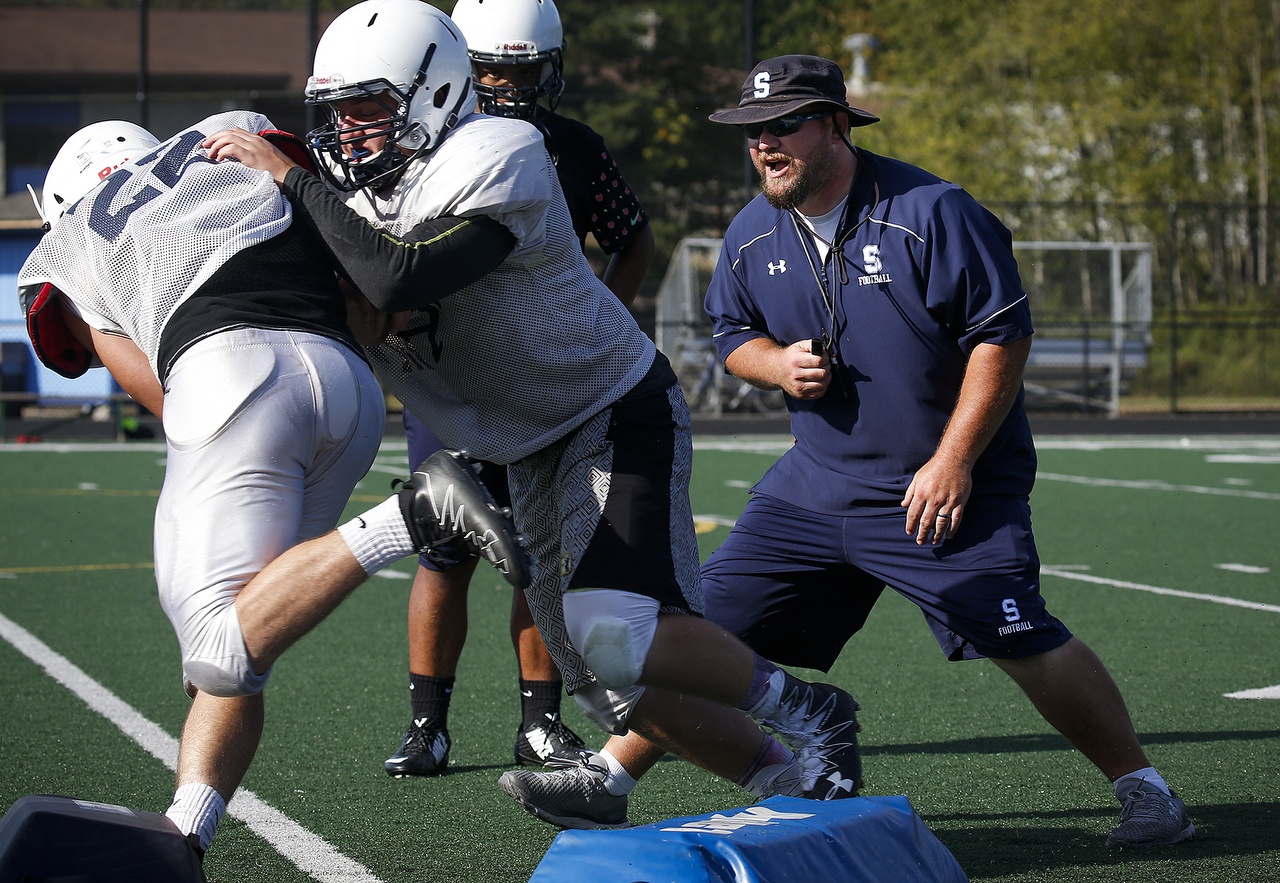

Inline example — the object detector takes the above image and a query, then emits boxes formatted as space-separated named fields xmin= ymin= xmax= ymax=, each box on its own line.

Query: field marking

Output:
xmin=0 ymin=611 xmax=387 ymax=883
xmin=1037 ymin=471 xmax=1280 ymax=501
xmin=1041 ymin=566 xmax=1280 ymax=614
xmin=1042 ymin=568 xmax=1280 ymax=701
xmin=1224 ymin=685 xmax=1280 ymax=699
xmin=1214 ymin=563 xmax=1271 ymax=574
xmin=0 ymin=563 xmax=154 ymax=575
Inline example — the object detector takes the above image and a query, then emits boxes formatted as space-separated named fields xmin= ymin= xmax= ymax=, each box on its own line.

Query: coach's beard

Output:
xmin=756 ymin=149 xmax=839 ymax=212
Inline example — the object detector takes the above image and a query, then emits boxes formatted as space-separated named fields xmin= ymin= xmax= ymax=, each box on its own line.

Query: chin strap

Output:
xmin=27 ymin=184 xmax=51 ymax=231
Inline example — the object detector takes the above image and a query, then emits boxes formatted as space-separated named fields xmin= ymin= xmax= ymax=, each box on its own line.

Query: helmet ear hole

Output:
xmin=433 ymin=82 xmax=451 ymax=109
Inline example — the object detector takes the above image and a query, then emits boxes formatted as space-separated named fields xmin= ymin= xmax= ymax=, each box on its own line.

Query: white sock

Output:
xmin=1114 ymin=766 xmax=1170 ymax=799
xmin=165 ymin=783 xmax=226 ymax=853
xmin=597 ymin=749 xmax=638 ymax=797
xmin=337 ymin=495 xmax=414 ymax=574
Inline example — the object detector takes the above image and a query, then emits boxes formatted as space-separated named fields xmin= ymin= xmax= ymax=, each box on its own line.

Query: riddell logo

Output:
xmin=97 ymin=162 xmax=130 ymax=181
xmin=499 ymin=41 xmax=536 ymax=51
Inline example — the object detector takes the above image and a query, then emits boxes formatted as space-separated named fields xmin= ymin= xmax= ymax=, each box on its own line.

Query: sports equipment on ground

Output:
xmin=526 ymin=795 xmax=968 ymax=883
xmin=306 ymin=0 xmax=474 ymax=192
xmin=37 ymin=120 xmax=159 ymax=228
xmin=398 ymin=449 xmax=531 ymax=589
xmin=384 ymin=717 xmax=452 ymax=777
xmin=0 ymin=795 xmax=206 ymax=882
xmin=451 ymin=0 xmax=565 ymax=120
xmin=514 ymin=713 xmax=588 ymax=767
xmin=1105 ymin=782 xmax=1196 ymax=848
xmin=498 ymin=752 xmax=631 ymax=829
xmin=760 ymin=680 xmax=862 ymax=800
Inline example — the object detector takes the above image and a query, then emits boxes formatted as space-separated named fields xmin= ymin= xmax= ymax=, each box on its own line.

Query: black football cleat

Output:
xmin=384 ymin=717 xmax=452 ymax=777
xmin=398 ymin=449 xmax=531 ymax=589
xmin=515 ymin=713 xmax=589 ymax=767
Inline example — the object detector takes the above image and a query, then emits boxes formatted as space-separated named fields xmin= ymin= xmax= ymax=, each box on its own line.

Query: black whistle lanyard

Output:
xmin=789 ymin=164 xmax=880 ymax=398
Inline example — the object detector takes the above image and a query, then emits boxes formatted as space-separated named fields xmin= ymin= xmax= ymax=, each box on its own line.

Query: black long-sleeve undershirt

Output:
xmin=281 ymin=166 xmax=516 ymax=312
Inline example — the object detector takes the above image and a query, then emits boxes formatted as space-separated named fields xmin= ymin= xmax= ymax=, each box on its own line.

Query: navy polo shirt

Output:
xmin=704 ymin=149 xmax=1037 ymax=513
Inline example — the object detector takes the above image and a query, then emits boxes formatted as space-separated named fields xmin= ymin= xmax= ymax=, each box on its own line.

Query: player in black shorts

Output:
xmin=382 ymin=0 xmax=656 ymax=778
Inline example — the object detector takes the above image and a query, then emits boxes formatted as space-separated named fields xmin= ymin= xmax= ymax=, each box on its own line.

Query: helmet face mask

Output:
xmin=306 ymin=78 xmax=419 ymax=193
xmin=451 ymin=0 xmax=565 ymax=121
xmin=470 ymin=55 xmax=564 ymax=120
xmin=306 ymin=0 xmax=473 ymax=193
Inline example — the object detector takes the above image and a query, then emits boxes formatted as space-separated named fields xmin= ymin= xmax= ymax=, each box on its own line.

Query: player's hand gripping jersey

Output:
xmin=18 ymin=112 xmax=300 ymax=377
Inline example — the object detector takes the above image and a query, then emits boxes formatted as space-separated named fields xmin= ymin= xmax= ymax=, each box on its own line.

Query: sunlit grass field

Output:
xmin=2 ymin=435 xmax=1278 ymax=882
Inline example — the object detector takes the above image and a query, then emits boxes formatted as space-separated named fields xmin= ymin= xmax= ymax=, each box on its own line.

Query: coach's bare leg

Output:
xmin=234 ymin=533 xmax=369 ymax=674
xmin=993 ymin=636 xmax=1150 ymax=781
xmin=176 ymin=691 xmax=264 ymax=800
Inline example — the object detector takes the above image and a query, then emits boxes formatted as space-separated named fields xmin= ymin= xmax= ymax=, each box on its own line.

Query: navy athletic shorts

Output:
xmin=700 ymin=491 xmax=1072 ymax=671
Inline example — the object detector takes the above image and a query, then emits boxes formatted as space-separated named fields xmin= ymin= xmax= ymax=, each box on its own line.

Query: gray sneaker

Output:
xmin=759 ymin=679 xmax=862 ymax=800
xmin=497 ymin=752 xmax=631 ymax=830
xmin=1106 ymin=782 xmax=1196 ymax=848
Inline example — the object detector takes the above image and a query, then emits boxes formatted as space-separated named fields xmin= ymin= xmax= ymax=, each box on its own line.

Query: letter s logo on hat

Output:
xmin=753 ymin=71 xmax=771 ymax=98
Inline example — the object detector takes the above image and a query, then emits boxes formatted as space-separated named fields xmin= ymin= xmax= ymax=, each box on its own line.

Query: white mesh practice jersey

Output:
xmin=18 ymin=111 xmax=291 ymax=373
xmin=338 ymin=112 xmax=657 ymax=464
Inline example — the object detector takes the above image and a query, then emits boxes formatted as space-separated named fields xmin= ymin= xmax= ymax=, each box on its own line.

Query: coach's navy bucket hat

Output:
xmin=709 ymin=54 xmax=879 ymax=127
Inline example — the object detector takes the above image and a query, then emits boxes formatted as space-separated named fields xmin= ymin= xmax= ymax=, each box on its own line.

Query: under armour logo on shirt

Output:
xmin=768 ymin=260 xmax=787 ymax=275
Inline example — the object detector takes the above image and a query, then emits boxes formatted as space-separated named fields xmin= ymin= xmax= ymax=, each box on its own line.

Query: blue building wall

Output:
xmin=1 ymin=229 xmax=120 ymax=405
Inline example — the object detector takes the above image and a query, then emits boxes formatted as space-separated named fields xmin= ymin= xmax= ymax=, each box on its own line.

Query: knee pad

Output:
xmin=182 ymin=659 xmax=270 ymax=698
xmin=572 ymin=682 xmax=646 ymax=735
xmin=562 ymin=589 xmax=660 ymax=690
xmin=178 ymin=610 xmax=270 ymax=698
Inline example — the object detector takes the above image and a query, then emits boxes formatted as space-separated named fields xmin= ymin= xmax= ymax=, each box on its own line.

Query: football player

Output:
xmin=377 ymin=0 xmax=658 ymax=780
xmin=17 ymin=114 xmax=525 ymax=859
xmin=205 ymin=0 xmax=862 ymax=823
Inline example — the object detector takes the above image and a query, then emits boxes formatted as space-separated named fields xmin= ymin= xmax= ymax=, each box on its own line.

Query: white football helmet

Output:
xmin=306 ymin=0 xmax=474 ymax=192
xmin=37 ymin=120 xmax=159 ymax=229
xmin=451 ymin=0 xmax=565 ymax=120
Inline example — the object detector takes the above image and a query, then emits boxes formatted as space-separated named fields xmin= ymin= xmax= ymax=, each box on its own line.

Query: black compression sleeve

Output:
xmin=281 ymin=166 xmax=516 ymax=312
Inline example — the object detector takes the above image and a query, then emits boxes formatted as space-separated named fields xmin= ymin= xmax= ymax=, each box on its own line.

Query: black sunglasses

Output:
xmin=741 ymin=111 xmax=830 ymax=141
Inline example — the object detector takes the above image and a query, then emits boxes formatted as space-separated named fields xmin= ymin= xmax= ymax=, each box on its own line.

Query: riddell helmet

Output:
xmin=451 ymin=0 xmax=565 ymax=120
xmin=38 ymin=120 xmax=159 ymax=229
xmin=306 ymin=0 xmax=474 ymax=193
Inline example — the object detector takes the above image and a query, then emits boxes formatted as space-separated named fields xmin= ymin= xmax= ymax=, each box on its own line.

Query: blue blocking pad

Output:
xmin=529 ymin=794 xmax=968 ymax=883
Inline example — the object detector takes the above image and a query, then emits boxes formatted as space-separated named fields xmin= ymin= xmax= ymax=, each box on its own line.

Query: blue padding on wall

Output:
xmin=528 ymin=795 xmax=968 ymax=883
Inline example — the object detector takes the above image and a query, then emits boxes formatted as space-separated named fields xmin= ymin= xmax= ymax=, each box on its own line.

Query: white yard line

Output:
xmin=1037 ymin=471 xmax=1280 ymax=501
xmin=1041 ymin=566 xmax=1280 ymax=614
xmin=0 ymin=611 xmax=387 ymax=883
xmin=1040 ymin=567 xmax=1280 ymax=701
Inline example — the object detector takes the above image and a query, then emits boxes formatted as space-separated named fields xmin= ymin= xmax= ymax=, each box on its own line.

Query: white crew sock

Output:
xmin=598 ymin=749 xmax=639 ymax=797
xmin=337 ymin=495 xmax=414 ymax=574
xmin=165 ymin=782 xmax=226 ymax=853
xmin=1114 ymin=766 xmax=1171 ymax=799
